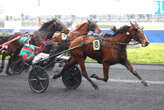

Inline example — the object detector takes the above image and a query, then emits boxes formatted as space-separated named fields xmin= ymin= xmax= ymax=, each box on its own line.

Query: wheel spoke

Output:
xmin=39 ymin=80 xmax=45 ymax=90
xmin=62 ymin=65 xmax=82 ymax=89
xmin=28 ymin=65 xmax=49 ymax=93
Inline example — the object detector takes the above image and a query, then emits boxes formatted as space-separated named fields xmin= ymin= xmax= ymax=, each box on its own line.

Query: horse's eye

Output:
xmin=133 ymin=28 xmax=138 ymax=31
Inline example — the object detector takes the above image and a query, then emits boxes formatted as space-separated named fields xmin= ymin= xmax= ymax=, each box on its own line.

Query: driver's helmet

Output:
xmin=19 ymin=37 xmax=29 ymax=44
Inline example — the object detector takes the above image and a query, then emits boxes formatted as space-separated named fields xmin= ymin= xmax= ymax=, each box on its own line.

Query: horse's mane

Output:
xmin=75 ymin=22 xmax=87 ymax=31
xmin=112 ymin=25 xmax=130 ymax=36
xmin=35 ymin=18 xmax=59 ymax=40
xmin=39 ymin=19 xmax=56 ymax=31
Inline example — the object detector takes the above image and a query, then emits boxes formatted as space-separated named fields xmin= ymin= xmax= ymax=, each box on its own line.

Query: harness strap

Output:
xmin=102 ymin=45 xmax=122 ymax=51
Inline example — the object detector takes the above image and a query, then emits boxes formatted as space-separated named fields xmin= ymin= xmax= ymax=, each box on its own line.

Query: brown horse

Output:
xmin=0 ymin=18 xmax=69 ymax=75
xmin=52 ymin=20 xmax=101 ymax=46
xmin=67 ymin=20 xmax=101 ymax=41
xmin=56 ymin=22 xmax=149 ymax=89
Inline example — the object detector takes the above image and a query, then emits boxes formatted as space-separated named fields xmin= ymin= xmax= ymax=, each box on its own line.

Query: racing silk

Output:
xmin=87 ymin=31 xmax=100 ymax=37
xmin=19 ymin=44 xmax=45 ymax=64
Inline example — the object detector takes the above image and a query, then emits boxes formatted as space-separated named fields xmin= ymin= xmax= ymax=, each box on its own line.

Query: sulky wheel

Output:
xmin=28 ymin=65 xmax=49 ymax=93
xmin=62 ymin=65 xmax=82 ymax=89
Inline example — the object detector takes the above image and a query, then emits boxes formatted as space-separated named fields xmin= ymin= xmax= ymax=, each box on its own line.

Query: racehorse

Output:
xmin=56 ymin=21 xmax=149 ymax=89
xmin=0 ymin=36 xmax=10 ymax=58
xmin=0 ymin=18 xmax=69 ymax=75
xmin=51 ymin=20 xmax=101 ymax=52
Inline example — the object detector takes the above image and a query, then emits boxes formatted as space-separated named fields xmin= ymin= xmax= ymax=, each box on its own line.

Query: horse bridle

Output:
xmin=130 ymin=27 xmax=144 ymax=44
xmin=100 ymin=26 xmax=142 ymax=46
xmin=88 ymin=22 xmax=97 ymax=32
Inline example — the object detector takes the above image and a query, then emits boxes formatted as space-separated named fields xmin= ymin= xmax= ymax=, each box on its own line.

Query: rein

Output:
xmin=65 ymin=35 xmax=141 ymax=52
xmin=38 ymin=33 xmax=140 ymax=61
xmin=102 ymin=38 xmax=140 ymax=46
xmin=53 ymin=30 xmax=141 ymax=54
xmin=100 ymin=35 xmax=140 ymax=51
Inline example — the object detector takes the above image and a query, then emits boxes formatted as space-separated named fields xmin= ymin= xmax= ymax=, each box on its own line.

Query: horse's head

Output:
xmin=39 ymin=18 xmax=69 ymax=35
xmin=88 ymin=20 xmax=101 ymax=34
xmin=52 ymin=32 xmax=63 ymax=44
xmin=32 ymin=18 xmax=69 ymax=46
xmin=70 ymin=20 xmax=101 ymax=35
xmin=51 ymin=18 xmax=69 ymax=34
xmin=128 ymin=21 xmax=149 ymax=47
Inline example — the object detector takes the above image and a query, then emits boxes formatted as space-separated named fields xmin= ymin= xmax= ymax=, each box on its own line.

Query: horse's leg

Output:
xmin=90 ymin=62 xmax=109 ymax=82
xmin=58 ymin=56 xmax=98 ymax=90
xmin=0 ymin=51 xmax=6 ymax=73
xmin=123 ymin=60 xmax=148 ymax=86
xmin=76 ymin=58 xmax=99 ymax=90
xmin=5 ymin=56 xmax=12 ymax=75
xmin=5 ymin=53 xmax=18 ymax=75
xmin=11 ymin=56 xmax=27 ymax=74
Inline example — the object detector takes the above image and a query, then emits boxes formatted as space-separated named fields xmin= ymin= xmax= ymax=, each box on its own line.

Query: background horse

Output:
xmin=57 ymin=21 xmax=149 ymax=89
xmin=67 ymin=19 xmax=101 ymax=41
xmin=0 ymin=18 xmax=69 ymax=75
xmin=51 ymin=20 xmax=101 ymax=52
xmin=0 ymin=36 xmax=10 ymax=45
xmin=0 ymin=36 xmax=10 ymax=60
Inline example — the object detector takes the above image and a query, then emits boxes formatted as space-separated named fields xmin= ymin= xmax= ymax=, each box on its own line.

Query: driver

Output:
xmin=19 ymin=36 xmax=49 ymax=65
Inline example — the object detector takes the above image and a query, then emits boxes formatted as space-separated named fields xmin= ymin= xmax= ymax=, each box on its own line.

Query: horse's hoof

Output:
xmin=141 ymin=80 xmax=148 ymax=87
xmin=52 ymin=74 xmax=62 ymax=79
xmin=90 ymin=74 xmax=96 ymax=78
xmin=94 ymin=85 xmax=99 ymax=90
xmin=93 ymin=84 xmax=99 ymax=90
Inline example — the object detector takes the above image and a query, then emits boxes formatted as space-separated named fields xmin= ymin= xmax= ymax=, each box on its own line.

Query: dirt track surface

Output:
xmin=0 ymin=63 xmax=164 ymax=110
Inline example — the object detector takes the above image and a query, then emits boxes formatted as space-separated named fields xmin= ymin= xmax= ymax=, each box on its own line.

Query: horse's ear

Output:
xmin=130 ymin=21 xmax=133 ymax=25
xmin=130 ymin=21 xmax=135 ymax=27
xmin=54 ymin=18 xmax=57 ymax=21
xmin=52 ymin=18 xmax=57 ymax=25
xmin=53 ymin=18 xmax=59 ymax=23
xmin=87 ymin=19 xmax=91 ymax=24
xmin=134 ymin=21 xmax=139 ymax=27
xmin=111 ymin=26 xmax=117 ymax=32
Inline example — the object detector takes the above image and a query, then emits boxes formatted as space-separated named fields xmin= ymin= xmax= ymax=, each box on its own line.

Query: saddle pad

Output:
xmin=61 ymin=33 xmax=67 ymax=40
xmin=93 ymin=39 xmax=101 ymax=51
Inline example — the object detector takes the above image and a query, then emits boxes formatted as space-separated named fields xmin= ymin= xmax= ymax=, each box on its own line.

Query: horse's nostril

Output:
xmin=146 ymin=42 xmax=149 ymax=46
xmin=142 ymin=42 xmax=149 ymax=47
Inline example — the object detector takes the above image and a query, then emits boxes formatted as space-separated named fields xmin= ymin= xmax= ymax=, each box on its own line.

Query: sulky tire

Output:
xmin=28 ymin=65 xmax=49 ymax=93
xmin=62 ymin=65 xmax=82 ymax=89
